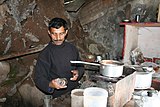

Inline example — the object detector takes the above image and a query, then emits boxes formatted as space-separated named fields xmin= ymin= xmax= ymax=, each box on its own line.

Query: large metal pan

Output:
xmin=70 ymin=60 xmax=124 ymax=77
xmin=99 ymin=60 xmax=124 ymax=77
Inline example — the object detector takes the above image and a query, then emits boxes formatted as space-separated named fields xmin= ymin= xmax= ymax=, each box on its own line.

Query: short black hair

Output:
xmin=48 ymin=17 xmax=68 ymax=30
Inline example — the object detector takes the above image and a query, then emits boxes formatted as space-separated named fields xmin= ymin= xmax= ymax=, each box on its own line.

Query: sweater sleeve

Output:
xmin=34 ymin=56 xmax=53 ymax=94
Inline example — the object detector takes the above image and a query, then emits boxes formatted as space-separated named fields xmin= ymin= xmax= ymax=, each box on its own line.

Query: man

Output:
xmin=34 ymin=17 xmax=84 ymax=98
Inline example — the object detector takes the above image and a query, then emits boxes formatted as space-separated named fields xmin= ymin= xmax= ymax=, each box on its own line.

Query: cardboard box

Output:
xmin=108 ymin=67 xmax=136 ymax=107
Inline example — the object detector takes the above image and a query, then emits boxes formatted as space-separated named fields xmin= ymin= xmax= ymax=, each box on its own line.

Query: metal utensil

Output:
xmin=70 ymin=61 xmax=100 ymax=66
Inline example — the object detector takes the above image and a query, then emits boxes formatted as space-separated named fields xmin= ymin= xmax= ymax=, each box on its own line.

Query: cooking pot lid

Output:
xmin=100 ymin=60 xmax=124 ymax=66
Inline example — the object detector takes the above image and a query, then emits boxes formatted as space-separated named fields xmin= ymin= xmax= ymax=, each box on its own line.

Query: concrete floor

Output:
xmin=41 ymin=93 xmax=71 ymax=107
xmin=51 ymin=95 xmax=71 ymax=107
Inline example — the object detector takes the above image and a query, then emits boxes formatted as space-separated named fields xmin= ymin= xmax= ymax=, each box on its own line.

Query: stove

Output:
xmin=90 ymin=74 xmax=126 ymax=83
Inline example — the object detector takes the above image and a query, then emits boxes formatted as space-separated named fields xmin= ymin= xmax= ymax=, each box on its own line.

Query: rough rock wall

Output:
xmin=1 ymin=0 xmax=160 ymax=62
xmin=78 ymin=0 xmax=160 ymax=60
xmin=0 ymin=0 xmax=66 ymax=55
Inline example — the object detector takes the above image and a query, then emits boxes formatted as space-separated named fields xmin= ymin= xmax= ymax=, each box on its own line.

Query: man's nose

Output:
xmin=56 ymin=34 xmax=61 ymax=40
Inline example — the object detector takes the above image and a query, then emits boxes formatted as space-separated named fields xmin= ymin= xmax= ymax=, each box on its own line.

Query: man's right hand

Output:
xmin=49 ymin=78 xmax=67 ymax=89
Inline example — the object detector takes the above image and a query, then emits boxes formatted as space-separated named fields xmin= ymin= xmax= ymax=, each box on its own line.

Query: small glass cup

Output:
xmin=56 ymin=78 xmax=68 ymax=87
xmin=43 ymin=95 xmax=52 ymax=107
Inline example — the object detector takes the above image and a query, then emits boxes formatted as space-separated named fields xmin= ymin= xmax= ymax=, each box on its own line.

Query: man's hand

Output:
xmin=49 ymin=78 xmax=67 ymax=89
xmin=70 ymin=70 xmax=79 ymax=81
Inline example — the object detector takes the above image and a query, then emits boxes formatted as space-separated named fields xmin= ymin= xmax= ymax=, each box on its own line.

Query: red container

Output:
xmin=152 ymin=79 xmax=160 ymax=91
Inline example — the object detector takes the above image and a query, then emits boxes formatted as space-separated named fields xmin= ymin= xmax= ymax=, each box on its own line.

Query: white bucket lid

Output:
xmin=84 ymin=87 xmax=108 ymax=97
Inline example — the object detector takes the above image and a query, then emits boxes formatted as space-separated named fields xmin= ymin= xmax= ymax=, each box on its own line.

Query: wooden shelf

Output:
xmin=0 ymin=44 xmax=47 ymax=61
xmin=120 ymin=22 xmax=160 ymax=64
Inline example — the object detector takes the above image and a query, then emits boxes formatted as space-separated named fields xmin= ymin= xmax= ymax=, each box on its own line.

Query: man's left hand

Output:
xmin=70 ymin=70 xmax=79 ymax=81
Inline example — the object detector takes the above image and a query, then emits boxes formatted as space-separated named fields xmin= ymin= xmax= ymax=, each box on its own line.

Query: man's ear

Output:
xmin=48 ymin=30 xmax=50 ymax=35
xmin=65 ymin=30 xmax=68 ymax=34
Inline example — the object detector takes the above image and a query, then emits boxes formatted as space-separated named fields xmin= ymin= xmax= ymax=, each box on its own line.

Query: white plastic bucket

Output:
xmin=71 ymin=89 xmax=84 ymax=107
xmin=83 ymin=87 xmax=108 ymax=107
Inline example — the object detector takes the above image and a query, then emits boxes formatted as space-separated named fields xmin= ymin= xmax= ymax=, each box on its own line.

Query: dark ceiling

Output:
xmin=64 ymin=0 xmax=86 ymax=12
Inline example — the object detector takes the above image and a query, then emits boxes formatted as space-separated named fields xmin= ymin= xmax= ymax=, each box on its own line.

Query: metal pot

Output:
xmin=135 ymin=68 xmax=154 ymax=89
xmin=99 ymin=60 xmax=124 ymax=77
xmin=70 ymin=60 xmax=124 ymax=77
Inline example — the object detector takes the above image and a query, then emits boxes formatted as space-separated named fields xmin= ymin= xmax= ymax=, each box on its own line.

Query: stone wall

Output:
xmin=78 ymin=0 xmax=160 ymax=60
xmin=0 ymin=0 xmax=66 ymax=55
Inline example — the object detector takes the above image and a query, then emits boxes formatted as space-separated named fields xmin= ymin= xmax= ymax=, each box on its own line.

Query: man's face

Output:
xmin=48 ymin=26 xmax=68 ymax=45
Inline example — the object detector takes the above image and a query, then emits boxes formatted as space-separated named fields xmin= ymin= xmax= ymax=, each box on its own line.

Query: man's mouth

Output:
xmin=53 ymin=39 xmax=63 ymax=41
xmin=52 ymin=40 xmax=63 ymax=45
